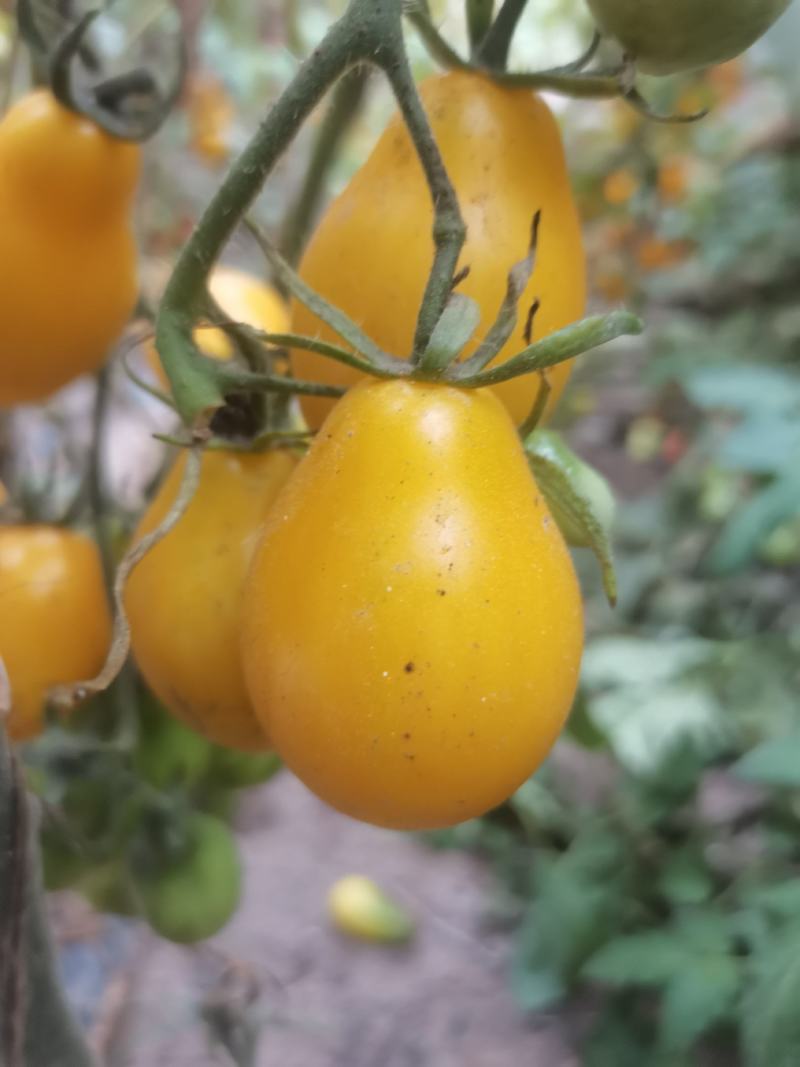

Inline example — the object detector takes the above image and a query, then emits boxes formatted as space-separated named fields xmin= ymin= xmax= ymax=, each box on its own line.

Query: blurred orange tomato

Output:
xmin=187 ymin=74 xmax=234 ymax=166
xmin=146 ymin=265 xmax=289 ymax=385
xmin=0 ymin=527 xmax=111 ymax=740
xmin=603 ymin=168 xmax=640 ymax=205
xmin=636 ymin=235 xmax=692 ymax=272
xmin=292 ymin=71 xmax=587 ymax=429
xmin=658 ymin=157 xmax=691 ymax=203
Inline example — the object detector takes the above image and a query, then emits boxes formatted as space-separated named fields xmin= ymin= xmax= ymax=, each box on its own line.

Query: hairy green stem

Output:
xmin=88 ymin=367 xmax=115 ymax=593
xmin=215 ymin=368 xmax=346 ymax=398
xmin=279 ymin=64 xmax=371 ymax=268
xmin=382 ymin=56 xmax=466 ymax=359
xmin=158 ymin=0 xmax=464 ymax=424
xmin=477 ymin=0 xmax=528 ymax=69
xmin=0 ymin=723 xmax=96 ymax=1067
xmin=467 ymin=0 xmax=495 ymax=54
xmin=490 ymin=68 xmax=621 ymax=97
xmin=49 ymin=445 xmax=205 ymax=712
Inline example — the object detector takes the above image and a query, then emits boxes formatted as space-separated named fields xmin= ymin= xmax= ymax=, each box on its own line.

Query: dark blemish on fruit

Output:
xmin=469 ymin=731 xmax=475 ymax=738
xmin=404 ymin=661 xmax=415 ymax=673
xmin=437 ymin=589 xmax=446 ymax=597
xmin=402 ymin=732 xmax=412 ymax=740
xmin=404 ymin=753 xmax=416 ymax=761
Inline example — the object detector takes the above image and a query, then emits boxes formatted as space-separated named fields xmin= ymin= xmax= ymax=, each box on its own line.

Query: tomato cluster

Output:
xmin=0 ymin=0 xmax=786 ymax=947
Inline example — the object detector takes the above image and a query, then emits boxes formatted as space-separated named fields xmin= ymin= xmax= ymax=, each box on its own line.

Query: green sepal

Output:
xmin=524 ymin=429 xmax=617 ymax=606
xmin=418 ymin=293 xmax=482 ymax=376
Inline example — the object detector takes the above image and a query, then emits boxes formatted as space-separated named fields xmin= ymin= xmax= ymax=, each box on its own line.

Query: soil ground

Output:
xmin=68 ymin=773 xmax=578 ymax=1067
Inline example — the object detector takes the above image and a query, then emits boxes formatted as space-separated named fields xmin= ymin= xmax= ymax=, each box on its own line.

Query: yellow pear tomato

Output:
xmin=146 ymin=265 xmax=289 ymax=384
xmin=241 ymin=379 xmax=584 ymax=830
xmin=292 ymin=71 xmax=586 ymax=430
xmin=0 ymin=91 xmax=140 ymax=406
xmin=126 ymin=447 xmax=298 ymax=751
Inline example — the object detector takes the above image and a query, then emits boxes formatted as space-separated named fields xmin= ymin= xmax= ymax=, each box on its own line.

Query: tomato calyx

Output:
xmin=216 ymin=213 xmax=642 ymax=436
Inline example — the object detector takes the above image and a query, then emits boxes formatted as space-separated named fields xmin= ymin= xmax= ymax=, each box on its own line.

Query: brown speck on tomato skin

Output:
xmin=404 ymin=661 xmax=415 ymax=673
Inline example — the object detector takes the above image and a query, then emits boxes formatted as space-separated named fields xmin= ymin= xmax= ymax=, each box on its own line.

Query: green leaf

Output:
xmin=419 ymin=293 xmax=481 ymax=375
xmin=681 ymin=364 xmax=800 ymax=417
xmin=588 ymin=680 xmax=727 ymax=776
xmin=707 ymin=467 xmax=800 ymax=575
xmin=583 ymin=931 xmax=687 ymax=987
xmin=733 ymin=734 xmax=800 ymax=788
xmin=719 ymin=415 xmax=800 ymax=475
xmin=509 ymin=957 xmax=565 ymax=1012
xmin=657 ymin=848 xmax=714 ymax=906
xmin=743 ymin=925 xmax=800 ymax=1067
xmin=508 ymin=777 xmax=572 ymax=839
xmin=583 ymin=1000 xmax=661 ymax=1067
xmin=581 ymin=636 xmax=713 ymax=692
xmin=525 ymin=429 xmax=617 ymax=605
xmin=512 ymin=835 xmax=629 ymax=1001
xmin=564 ymin=691 xmax=610 ymax=751
xmin=743 ymin=881 xmax=800 ymax=922
xmin=659 ymin=957 xmax=740 ymax=1053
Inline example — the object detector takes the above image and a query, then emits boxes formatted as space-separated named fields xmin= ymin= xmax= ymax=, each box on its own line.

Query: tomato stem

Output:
xmin=466 ymin=0 xmax=496 ymax=55
xmin=48 ymin=445 xmax=206 ymax=715
xmin=158 ymin=0 xmax=465 ymax=422
xmin=476 ymin=0 xmax=528 ymax=70
xmin=0 ymin=723 xmax=97 ymax=1067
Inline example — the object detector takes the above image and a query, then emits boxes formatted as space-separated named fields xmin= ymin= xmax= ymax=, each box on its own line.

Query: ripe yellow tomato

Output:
xmin=292 ymin=71 xmax=586 ymax=430
xmin=0 ymin=526 xmax=112 ymax=741
xmin=0 ymin=91 xmax=140 ymax=406
xmin=241 ymin=379 xmax=584 ymax=830
xmin=126 ymin=447 xmax=298 ymax=751
xmin=146 ymin=265 xmax=289 ymax=384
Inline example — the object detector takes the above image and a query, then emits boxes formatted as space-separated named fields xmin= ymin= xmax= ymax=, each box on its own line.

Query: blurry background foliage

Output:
xmin=0 ymin=0 xmax=799 ymax=1063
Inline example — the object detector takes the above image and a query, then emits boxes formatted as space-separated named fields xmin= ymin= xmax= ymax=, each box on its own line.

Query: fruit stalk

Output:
xmin=157 ymin=0 xmax=464 ymax=426
xmin=0 ymin=711 xmax=96 ymax=1067
xmin=477 ymin=0 xmax=528 ymax=68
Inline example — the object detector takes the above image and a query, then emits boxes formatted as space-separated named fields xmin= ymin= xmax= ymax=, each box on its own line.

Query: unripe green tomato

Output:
xmin=80 ymin=862 xmax=139 ymax=917
xmin=586 ymin=0 xmax=791 ymax=74
xmin=759 ymin=519 xmax=800 ymax=567
xmin=207 ymin=748 xmax=282 ymax=790
xmin=129 ymin=813 xmax=241 ymax=944
xmin=134 ymin=696 xmax=212 ymax=790
xmin=40 ymin=825 xmax=90 ymax=891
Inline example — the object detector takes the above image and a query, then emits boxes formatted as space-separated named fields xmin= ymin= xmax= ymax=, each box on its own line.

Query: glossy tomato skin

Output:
xmin=0 ymin=526 xmax=112 ymax=741
xmin=126 ymin=448 xmax=298 ymax=751
xmin=587 ymin=0 xmax=790 ymax=74
xmin=241 ymin=380 xmax=584 ymax=830
xmin=292 ymin=71 xmax=586 ymax=430
xmin=0 ymin=91 xmax=140 ymax=406
xmin=146 ymin=266 xmax=289 ymax=383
